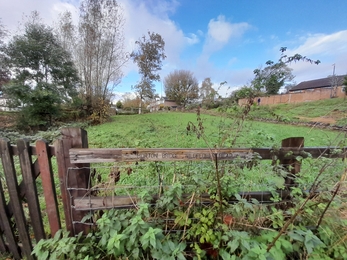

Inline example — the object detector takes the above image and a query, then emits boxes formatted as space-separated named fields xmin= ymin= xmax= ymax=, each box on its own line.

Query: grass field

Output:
xmin=86 ymin=112 xmax=346 ymax=149
xmin=247 ymin=97 xmax=347 ymax=126
xmin=85 ymin=111 xmax=346 ymax=193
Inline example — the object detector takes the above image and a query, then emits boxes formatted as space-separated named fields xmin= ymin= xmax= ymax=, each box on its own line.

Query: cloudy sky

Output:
xmin=1 ymin=0 xmax=347 ymax=98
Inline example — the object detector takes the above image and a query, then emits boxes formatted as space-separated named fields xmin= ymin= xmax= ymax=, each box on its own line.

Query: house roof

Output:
xmin=290 ymin=75 xmax=346 ymax=91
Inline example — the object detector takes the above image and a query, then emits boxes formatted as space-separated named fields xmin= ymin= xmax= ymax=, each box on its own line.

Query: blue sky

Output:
xmin=1 ymin=0 xmax=347 ymax=99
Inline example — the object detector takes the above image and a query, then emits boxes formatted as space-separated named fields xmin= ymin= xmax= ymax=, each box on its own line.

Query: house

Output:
xmin=147 ymin=98 xmax=178 ymax=112
xmin=289 ymin=75 xmax=346 ymax=97
xmin=238 ymin=75 xmax=346 ymax=106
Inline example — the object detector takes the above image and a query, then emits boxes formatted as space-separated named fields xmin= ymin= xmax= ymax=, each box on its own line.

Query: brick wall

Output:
xmin=238 ymin=86 xmax=345 ymax=106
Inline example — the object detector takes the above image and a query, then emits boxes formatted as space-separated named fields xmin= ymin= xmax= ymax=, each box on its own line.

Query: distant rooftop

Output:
xmin=290 ymin=75 xmax=346 ymax=91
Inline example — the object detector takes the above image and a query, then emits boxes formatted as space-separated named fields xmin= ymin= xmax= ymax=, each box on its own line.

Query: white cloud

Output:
xmin=204 ymin=15 xmax=250 ymax=53
xmin=0 ymin=0 xmax=77 ymax=34
xmin=288 ymin=31 xmax=347 ymax=57
xmin=195 ymin=15 xmax=251 ymax=81
xmin=186 ymin=33 xmax=200 ymax=45
xmin=285 ymin=30 xmax=347 ymax=82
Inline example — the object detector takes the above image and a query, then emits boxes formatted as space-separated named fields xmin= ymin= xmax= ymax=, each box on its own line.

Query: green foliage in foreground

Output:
xmin=32 ymin=179 xmax=347 ymax=259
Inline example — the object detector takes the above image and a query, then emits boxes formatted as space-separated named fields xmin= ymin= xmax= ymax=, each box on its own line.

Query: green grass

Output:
xmin=247 ymin=97 xmax=347 ymax=126
xmin=86 ymin=112 xmax=345 ymax=149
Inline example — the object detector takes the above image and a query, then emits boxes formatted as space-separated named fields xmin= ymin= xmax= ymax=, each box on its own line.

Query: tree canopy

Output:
xmin=164 ymin=70 xmax=199 ymax=107
xmin=131 ymin=31 xmax=166 ymax=113
xmin=56 ymin=0 xmax=128 ymax=119
xmin=1 ymin=14 xmax=79 ymax=129
xmin=250 ymin=47 xmax=320 ymax=95
xmin=0 ymin=19 xmax=10 ymax=92
xmin=200 ymin=77 xmax=218 ymax=108
xmin=252 ymin=61 xmax=294 ymax=95
xmin=343 ymin=76 xmax=347 ymax=94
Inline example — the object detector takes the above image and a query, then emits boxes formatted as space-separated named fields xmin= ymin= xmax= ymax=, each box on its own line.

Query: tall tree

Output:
xmin=200 ymin=77 xmax=218 ymax=108
xmin=0 ymin=19 xmax=10 ymax=92
xmin=164 ymin=70 xmax=199 ymax=107
xmin=2 ymin=13 xmax=79 ymax=130
xmin=56 ymin=0 xmax=128 ymax=118
xmin=131 ymin=31 xmax=166 ymax=113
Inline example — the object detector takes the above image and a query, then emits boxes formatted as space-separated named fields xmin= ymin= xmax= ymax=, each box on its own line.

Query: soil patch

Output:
xmin=0 ymin=114 xmax=16 ymax=129
xmin=297 ymin=116 xmax=336 ymax=125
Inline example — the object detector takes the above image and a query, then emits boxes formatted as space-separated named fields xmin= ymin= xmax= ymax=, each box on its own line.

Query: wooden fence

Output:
xmin=0 ymin=128 xmax=346 ymax=259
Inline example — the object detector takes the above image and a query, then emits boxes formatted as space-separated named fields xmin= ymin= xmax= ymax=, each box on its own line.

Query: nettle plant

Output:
xmin=33 ymin=99 xmax=347 ymax=259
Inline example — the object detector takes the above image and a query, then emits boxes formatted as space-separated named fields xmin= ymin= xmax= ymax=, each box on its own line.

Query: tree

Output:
xmin=252 ymin=47 xmax=320 ymax=95
xmin=2 ymin=13 xmax=79 ymax=130
xmin=200 ymin=77 xmax=218 ymax=108
xmin=0 ymin=19 xmax=10 ymax=92
xmin=252 ymin=61 xmax=294 ymax=95
xmin=131 ymin=31 xmax=166 ymax=113
xmin=115 ymin=100 xmax=123 ymax=109
xmin=343 ymin=76 xmax=347 ymax=96
xmin=164 ymin=70 xmax=199 ymax=107
xmin=230 ymin=85 xmax=261 ymax=103
xmin=283 ymin=82 xmax=296 ymax=93
xmin=56 ymin=0 xmax=128 ymax=119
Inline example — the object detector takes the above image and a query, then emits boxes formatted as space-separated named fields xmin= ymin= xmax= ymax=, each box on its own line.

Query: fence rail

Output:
xmin=70 ymin=146 xmax=347 ymax=163
xmin=0 ymin=128 xmax=346 ymax=259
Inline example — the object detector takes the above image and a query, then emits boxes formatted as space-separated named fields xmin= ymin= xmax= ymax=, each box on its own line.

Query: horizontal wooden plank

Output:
xmin=73 ymin=190 xmax=293 ymax=211
xmin=69 ymin=147 xmax=347 ymax=164
xmin=70 ymin=148 xmax=264 ymax=163
xmin=11 ymin=145 xmax=55 ymax=156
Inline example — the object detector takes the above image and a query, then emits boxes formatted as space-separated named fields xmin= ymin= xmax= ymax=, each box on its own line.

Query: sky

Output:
xmin=1 ymin=0 xmax=347 ymax=100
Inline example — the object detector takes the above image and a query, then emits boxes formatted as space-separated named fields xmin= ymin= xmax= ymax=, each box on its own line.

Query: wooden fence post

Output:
xmin=280 ymin=137 xmax=304 ymax=187
xmin=55 ymin=128 xmax=90 ymax=236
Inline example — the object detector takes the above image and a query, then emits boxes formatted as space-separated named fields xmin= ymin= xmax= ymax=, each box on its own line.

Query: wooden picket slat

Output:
xmin=0 ymin=232 xmax=7 ymax=254
xmin=7 ymin=159 xmax=40 ymax=217
xmin=0 ymin=177 xmax=21 ymax=259
xmin=17 ymin=139 xmax=45 ymax=241
xmin=0 ymin=138 xmax=33 ymax=259
xmin=36 ymin=139 xmax=61 ymax=236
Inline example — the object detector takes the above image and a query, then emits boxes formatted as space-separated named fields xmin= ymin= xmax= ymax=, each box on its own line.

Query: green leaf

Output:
xmin=219 ymin=249 xmax=233 ymax=260
xmin=288 ymin=231 xmax=304 ymax=242
xmin=227 ymin=239 xmax=240 ymax=253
